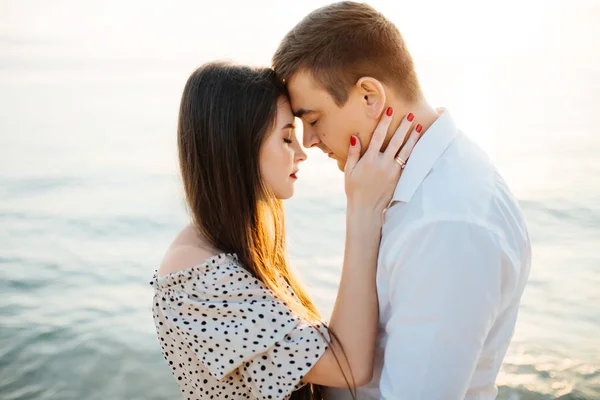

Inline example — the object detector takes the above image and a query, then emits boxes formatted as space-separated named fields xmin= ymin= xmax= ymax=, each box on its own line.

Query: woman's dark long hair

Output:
xmin=177 ymin=62 xmax=356 ymax=400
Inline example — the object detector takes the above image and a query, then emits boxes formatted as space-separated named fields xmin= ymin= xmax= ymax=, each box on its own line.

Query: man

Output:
xmin=273 ymin=2 xmax=531 ymax=399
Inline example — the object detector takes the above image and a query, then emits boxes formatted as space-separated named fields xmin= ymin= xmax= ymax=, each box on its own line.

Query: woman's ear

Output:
xmin=356 ymin=77 xmax=387 ymax=119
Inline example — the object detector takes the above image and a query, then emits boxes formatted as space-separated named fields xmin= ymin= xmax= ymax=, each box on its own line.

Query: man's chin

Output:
xmin=336 ymin=158 xmax=346 ymax=172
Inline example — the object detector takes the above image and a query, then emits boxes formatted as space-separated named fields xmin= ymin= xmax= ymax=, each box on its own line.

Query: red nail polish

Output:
xmin=407 ymin=112 xmax=414 ymax=122
xmin=350 ymin=136 xmax=357 ymax=146
xmin=416 ymin=124 xmax=423 ymax=133
xmin=386 ymin=107 xmax=393 ymax=117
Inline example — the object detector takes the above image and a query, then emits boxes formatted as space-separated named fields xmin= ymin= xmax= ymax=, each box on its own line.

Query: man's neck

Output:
xmin=382 ymin=99 xmax=440 ymax=151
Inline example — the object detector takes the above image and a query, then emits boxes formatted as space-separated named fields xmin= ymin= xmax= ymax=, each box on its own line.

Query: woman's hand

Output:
xmin=344 ymin=107 xmax=422 ymax=215
xmin=303 ymin=109 xmax=424 ymax=388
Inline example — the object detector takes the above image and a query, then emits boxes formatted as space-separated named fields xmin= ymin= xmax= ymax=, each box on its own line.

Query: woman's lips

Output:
xmin=290 ymin=172 xmax=298 ymax=179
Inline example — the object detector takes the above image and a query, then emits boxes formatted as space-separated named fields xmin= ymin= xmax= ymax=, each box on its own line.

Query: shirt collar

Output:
xmin=390 ymin=108 xmax=458 ymax=204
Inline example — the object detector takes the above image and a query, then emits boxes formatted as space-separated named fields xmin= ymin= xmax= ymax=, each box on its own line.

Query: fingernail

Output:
xmin=407 ymin=112 xmax=414 ymax=122
xmin=350 ymin=136 xmax=357 ymax=146
xmin=416 ymin=124 xmax=423 ymax=133
xmin=386 ymin=107 xmax=393 ymax=117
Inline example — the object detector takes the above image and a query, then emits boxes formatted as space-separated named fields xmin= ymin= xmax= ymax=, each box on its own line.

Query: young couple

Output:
xmin=150 ymin=2 xmax=531 ymax=399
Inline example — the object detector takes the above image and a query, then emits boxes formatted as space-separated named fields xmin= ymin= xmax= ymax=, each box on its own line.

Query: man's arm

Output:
xmin=379 ymin=219 xmax=509 ymax=399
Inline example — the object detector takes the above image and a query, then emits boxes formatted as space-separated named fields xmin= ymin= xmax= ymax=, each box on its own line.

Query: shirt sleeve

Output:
xmin=240 ymin=320 xmax=329 ymax=399
xmin=378 ymin=219 xmax=511 ymax=399
xmin=160 ymin=263 xmax=329 ymax=399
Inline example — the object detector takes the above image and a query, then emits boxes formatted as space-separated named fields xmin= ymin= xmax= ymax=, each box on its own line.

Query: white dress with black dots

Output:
xmin=150 ymin=253 xmax=330 ymax=400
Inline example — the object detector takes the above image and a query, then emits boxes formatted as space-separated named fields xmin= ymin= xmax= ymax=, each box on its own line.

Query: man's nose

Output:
xmin=302 ymin=126 xmax=320 ymax=149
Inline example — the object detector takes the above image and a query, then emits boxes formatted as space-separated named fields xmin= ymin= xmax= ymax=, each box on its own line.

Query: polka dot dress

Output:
xmin=150 ymin=253 xmax=329 ymax=399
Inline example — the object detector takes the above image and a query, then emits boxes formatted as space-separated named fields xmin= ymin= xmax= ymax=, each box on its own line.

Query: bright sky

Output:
xmin=1 ymin=0 xmax=599 ymax=63
xmin=2 ymin=0 xmax=598 ymax=178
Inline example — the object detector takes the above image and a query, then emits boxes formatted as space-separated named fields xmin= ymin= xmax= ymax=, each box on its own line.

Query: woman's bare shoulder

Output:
xmin=157 ymin=224 xmax=220 ymax=277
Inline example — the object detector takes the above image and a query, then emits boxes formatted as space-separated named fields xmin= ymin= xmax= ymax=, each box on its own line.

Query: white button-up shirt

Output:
xmin=328 ymin=110 xmax=531 ymax=400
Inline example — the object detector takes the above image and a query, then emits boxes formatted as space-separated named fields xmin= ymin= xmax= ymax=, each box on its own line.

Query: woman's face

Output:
xmin=259 ymin=97 xmax=307 ymax=200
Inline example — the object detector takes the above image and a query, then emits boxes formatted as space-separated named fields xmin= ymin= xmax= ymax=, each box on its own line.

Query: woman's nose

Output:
xmin=296 ymin=146 xmax=308 ymax=163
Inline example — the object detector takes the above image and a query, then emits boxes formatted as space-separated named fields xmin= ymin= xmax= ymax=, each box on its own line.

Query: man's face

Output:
xmin=287 ymin=70 xmax=378 ymax=171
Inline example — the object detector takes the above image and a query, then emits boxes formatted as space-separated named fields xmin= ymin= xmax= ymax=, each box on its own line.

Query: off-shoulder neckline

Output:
xmin=150 ymin=252 xmax=240 ymax=289
xmin=158 ymin=252 xmax=238 ymax=278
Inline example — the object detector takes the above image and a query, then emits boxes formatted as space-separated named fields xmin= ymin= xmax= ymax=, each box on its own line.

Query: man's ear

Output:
xmin=356 ymin=77 xmax=386 ymax=119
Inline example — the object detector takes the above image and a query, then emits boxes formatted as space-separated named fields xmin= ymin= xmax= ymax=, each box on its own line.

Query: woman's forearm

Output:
xmin=327 ymin=205 xmax=382 ymax=385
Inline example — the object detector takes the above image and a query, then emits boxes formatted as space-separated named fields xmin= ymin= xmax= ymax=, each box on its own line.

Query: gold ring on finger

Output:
xmin=394 ymin=155 xmax=407 ymax=168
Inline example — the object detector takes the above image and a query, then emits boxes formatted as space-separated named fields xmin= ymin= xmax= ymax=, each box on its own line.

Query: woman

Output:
xmin=150 ymin=62 xmax=421 ymax=399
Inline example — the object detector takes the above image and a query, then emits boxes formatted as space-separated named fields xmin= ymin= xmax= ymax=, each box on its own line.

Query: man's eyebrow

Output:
xmin=293 ymin=108 xmax=315 ymax=118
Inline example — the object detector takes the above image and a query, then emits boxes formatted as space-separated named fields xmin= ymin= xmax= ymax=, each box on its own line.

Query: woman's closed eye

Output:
xmin=284 ymin=126 xmax=295 ymax=144
xmin=309 ymin=120 xmax=318 ymax=127
xmin=284 ymin=130 xmax=293 ymax=144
